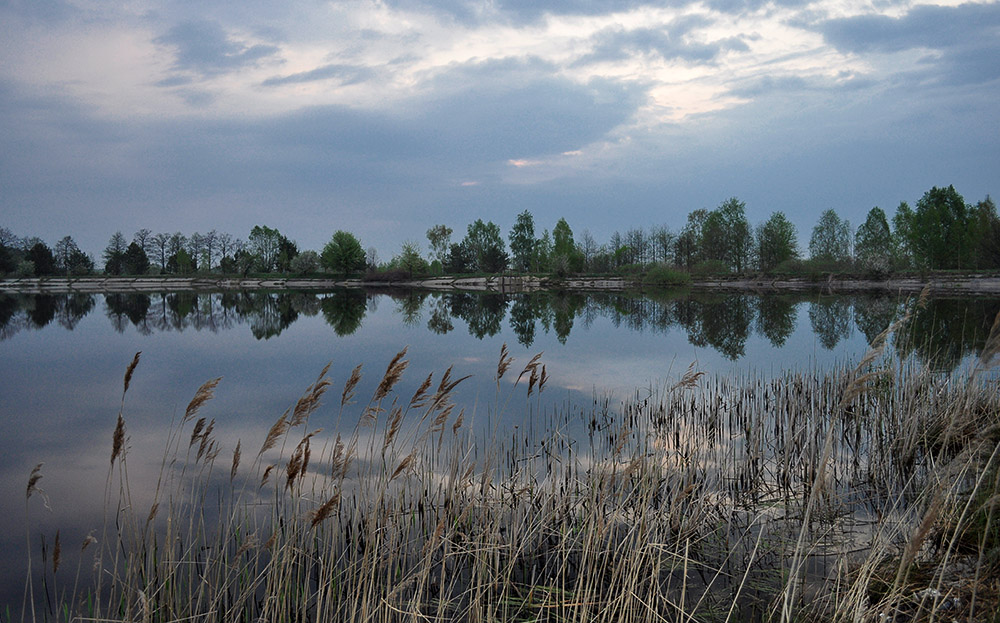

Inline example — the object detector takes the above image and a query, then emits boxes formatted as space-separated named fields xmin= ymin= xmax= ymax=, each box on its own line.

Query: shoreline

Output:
xmin=3 ymin=273 xmax=1000 ymax=295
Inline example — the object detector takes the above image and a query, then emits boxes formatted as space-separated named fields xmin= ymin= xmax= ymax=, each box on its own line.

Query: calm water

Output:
xmin=1 ymin=287 xmax=998 ymax=612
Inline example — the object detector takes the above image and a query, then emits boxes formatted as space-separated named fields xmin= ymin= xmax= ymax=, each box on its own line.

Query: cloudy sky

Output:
xmin=1 ymin=0 xmax=997 ymax=259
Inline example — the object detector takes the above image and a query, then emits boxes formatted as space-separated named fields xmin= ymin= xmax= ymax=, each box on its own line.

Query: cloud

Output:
xmin=575 ymin=20 xmax=749 ymax=66
xmin=154 ymin=19 xmax=280 ymax=76
xmin=261 ymin=63 xmax=377 ymax=87
xmin=818 ymin=2 xmax=1000 ymax=86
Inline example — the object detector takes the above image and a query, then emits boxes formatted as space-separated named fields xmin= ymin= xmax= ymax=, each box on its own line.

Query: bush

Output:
xmin=642 ymin=263 xmax=691 ymax=287
xmin=691 ymin=259 xmax=730 ymax=276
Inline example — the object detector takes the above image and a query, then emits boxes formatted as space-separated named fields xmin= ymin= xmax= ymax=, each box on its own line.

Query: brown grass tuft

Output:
xmin=53 ymin=530 xmax=61 ymax=574
xmin=230 ymin=440 xmax=241 ymax=482
xmin=496 ymin=343 xmax=514 ymax=385
xmin=258 ymin=411 xmax=289 ymax=457
xmin=310 ymin=491 xmax=341 ymax=529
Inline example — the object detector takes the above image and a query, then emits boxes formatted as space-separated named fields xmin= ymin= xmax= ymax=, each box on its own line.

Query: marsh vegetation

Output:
xmin=14 ymin=290 xmax=1000 ymax=622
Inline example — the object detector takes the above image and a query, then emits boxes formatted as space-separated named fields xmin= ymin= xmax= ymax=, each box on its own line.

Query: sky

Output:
xmin=1 ymin=0 xmax=998 ymax=260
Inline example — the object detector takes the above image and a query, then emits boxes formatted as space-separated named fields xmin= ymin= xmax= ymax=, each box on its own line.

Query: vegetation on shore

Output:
xmin=14 ymin=296 xmax=1000 ymax=622
xmin=2 ymin=184 xmax=997 ymax=284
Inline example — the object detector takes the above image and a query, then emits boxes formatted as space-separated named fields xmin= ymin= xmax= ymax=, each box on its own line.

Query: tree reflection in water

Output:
xmin=0 ymin=288 xmax=997 ymax=371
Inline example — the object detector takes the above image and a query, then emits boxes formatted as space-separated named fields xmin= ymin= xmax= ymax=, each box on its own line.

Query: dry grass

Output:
xmin=15 ymin=323 xmax=1000 ymax=623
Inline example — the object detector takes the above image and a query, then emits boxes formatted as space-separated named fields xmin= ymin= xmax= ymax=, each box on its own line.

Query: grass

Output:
xmin=14 ymin=303 xmax=1000 ymax=622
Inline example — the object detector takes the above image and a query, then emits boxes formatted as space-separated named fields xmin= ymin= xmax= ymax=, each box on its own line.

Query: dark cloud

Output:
xmin=261 ymin=64 xmax=377 ymax=87
xmin=819 ymin=3 xmax=1000 ymax=86
xmin=821 ymin=3 xmax=1000 ymax=53
xmin=575 ymin=20 xmax=749 ymax=65
xmin=154 ymin=19 xmax=280 ymax=76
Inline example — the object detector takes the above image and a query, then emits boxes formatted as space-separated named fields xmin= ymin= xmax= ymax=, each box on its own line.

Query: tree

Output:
xmin=27 ymin=241 xmax=56 ymax=276
xmin=426 ymin=225 xmax=453 ymax=265
xmin=854 ymin=207 xmax=893 ymax=274
xmin=103 ymin=231 xmax=128 ymax=275
xmin=809 ymin=209 xmax=851 ymax=264
xmin=756 ymin=212 xmax=799 ymax=272
xmin=187 ymin=233 xmax=205 ymax=272
xmin=463 ymin=219 xmax=508 ymax=273
xmin=908 ymin=185 xmax=973 ymax=270
xmin=508 ymin=211 xmax=536 ymax=272
xmin=892 ymin=202 xmax=916 ymax=270
xmin=675 ymin=209 xmax=708 ymax=269
xmin=321 ymin=231 xmax=365 ymax=276
xmin=701 ymin=198 xmax=752 ymax=272
xmin=552 ymin=217 xmax=583 ymax=273
xmin=276 ymin=236 xmax=298 ymax=273
xmin=395 ymin=241 xmax=429 ymax=277
xmin=290 ymin=250 xmax=321 ymax=274
xmin=133 ymin=229 xmax=153 ymax=256
xmin=247 ymin=225 xmax=283 ymax=272
xmin=122 ymin=242 xmax=150 ymax=275
xmin=201 ymin=230 xmax=218 ymax=271
xmin=150 ymin=232 xmax=171 ymax=272
xmin=54 ymin=236 xmax=80 ymax=274
xmin=970 ymin=196 xmax=1000 ymax=269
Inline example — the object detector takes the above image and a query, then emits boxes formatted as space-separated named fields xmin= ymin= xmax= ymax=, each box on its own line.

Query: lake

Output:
xmin=2 ymin=287 xmax=998 ymax=619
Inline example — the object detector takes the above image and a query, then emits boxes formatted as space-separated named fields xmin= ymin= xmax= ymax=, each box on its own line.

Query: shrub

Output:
xmin=691 ymin=259 xmax=730 ymax=275
xmin=642 ymin=263 xmax=691 ymax=287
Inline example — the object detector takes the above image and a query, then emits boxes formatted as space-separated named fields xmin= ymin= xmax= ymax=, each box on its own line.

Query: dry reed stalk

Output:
xmin=258 ymin=411 xmax=289 ymax=457
xmin=111 ymin=413 xmax=126 ymax=464
xmin=671 ymin=362 xmax=704 ymax=392
xmin=230 ymin=440 xmax=241 ymax=482
xmin=391 ymin=452 xmax=416 ymax=481
xmin=374 ymin=347 xmax=409 ymax=402
xmin=291 ymin=375 xmax=332 ymax=428
xmin=342 ymin=364 xmax=363 ymax=407
xmin=383 ymin=403 xmax=404 ymax=450
xmin=26 ymin=463 xmax=43 ymax=499
xmin=123 ymin=351 xmax=141 ymax=395
xmin=409 ymin=372 xmax=434 ymax=409
xmin=310 ymin=491 xmax=341 ymax=528
xmin=183 ymin=377 xmax=221 ymax=424
xmin=496 ymin=343 xmax=513 ymax=385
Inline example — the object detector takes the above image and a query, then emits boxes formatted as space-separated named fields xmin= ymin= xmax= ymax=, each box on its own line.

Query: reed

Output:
xmin=15 ymin=330 xmax=1000 ymax=623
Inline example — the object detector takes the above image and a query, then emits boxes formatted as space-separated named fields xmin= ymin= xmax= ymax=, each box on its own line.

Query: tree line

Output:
xmin=2 ymin=184 xmax=996 ymax=280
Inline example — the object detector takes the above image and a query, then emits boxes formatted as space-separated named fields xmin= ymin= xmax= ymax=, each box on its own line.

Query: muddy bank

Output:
xmin=3 ymin=273 xmax=1000 ymax=295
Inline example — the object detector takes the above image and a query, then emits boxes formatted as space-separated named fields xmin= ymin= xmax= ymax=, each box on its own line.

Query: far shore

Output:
xmin=3 ymin=273 xmax=1000 ymax=295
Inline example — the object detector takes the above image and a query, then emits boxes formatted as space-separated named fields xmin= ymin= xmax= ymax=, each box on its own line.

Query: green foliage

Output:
xmin=425 ymin=224 xmax=452 ymax=265
xmin=289 ymin=250 xmax=321 ymax=274
xmin=26 ymin=242 xmax=56 ymax=276
xmin=103 ymin=231 xmax=128 ymax=275
xmin=391 ymin=241 xmax=430 ymax=277
xmin=701 ymin=197 xmax=752 ymax=272
xmin=247 ymin=225 xmax=284 ymax=272
xmin=809 ymin=209 xmax=851 ymax=264
xmin=854 ymin=207 xmax=894 ymax=276
xmin=691 ymin=259 xmax=731 ymax=275
xmin=642 ymin=263 xmax=691 ymax=287
xmin=321 ymin=231 xmax=366 ymax=277
xmin=907 ymin=185 xmax=975 ymax=270
xmin=508 ymin=210 xmax=536 ymax=273
xmin=756 ymin=211 xmax=799 ymax=273
xmin=122 ymin=242 xmax=150 ymax=275
xmin=551 ymin=217 xmax=583 ymax=274
xmin=462 ymin=219 xmax=508 ymax=273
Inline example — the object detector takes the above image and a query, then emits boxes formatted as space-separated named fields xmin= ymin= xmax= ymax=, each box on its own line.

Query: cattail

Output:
xmin=111 ymin=413 xmax=126 ymax=464
xmin=183 ymin=378 xmax=221 ymax=424
xmin=123 ymin=352 xmax=141 ymax=395
xmin=26 ymin=463 xmax=43 ymax=499
xmin=53 ymin=531 xmax=61 ymax=574
xmin=341 ymin=364 xmax=363 ymax=407
xmin=230 ymin=440 xmax=241 ymax=482
xmin=374 ymin=348 xmax=409 ymax=401
xmin=147 ymin=503 xmax=159 ymax=524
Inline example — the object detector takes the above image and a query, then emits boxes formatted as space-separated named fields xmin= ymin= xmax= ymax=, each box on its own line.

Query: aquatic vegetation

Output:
xmin=15 ymin=315 xmax=1000 ymax=622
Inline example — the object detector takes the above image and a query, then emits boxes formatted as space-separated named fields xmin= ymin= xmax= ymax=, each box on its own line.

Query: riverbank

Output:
xmin=3 ymin=272 xmax=1000 ymax=295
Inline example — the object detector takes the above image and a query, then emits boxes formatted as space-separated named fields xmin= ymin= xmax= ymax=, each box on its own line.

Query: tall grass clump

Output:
xmin=18 ymin=305 xmax=1000 ymax=622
